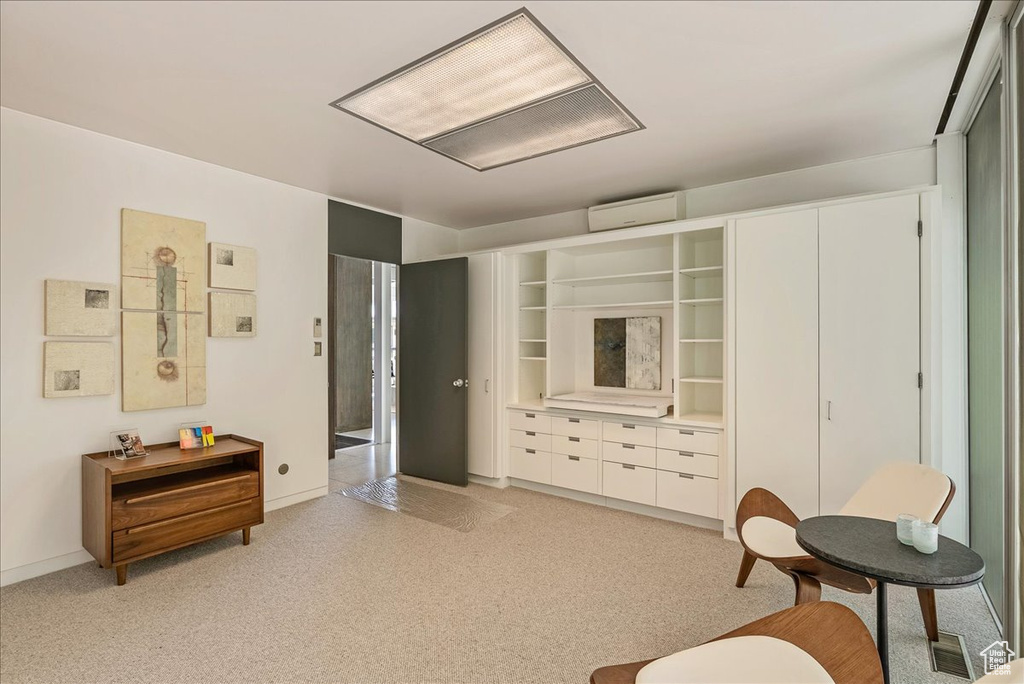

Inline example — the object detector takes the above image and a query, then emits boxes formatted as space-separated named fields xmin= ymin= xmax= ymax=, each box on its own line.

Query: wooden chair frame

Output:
xmin=590 ymin=602 xmax=883 ymax=684
xmin=734 ymin=480 xmax=956 ymax=642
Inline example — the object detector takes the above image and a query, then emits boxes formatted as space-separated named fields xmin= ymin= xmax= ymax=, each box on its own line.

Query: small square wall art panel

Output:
xmin=209 ymin=242 xmax=256 ymax=291
xmin=122 ymin=311 xmax=206 ymax=411
xmin=209 ymin=292 xmax=257 ymax=338
xmin=43 ymin=341 xmax=114 ymax=397
xmin=121 ymin=209 xmax=206 ymax=313
xmin=44 ymin=280 xmax=117 ymax=336
xmin=594 ymin=316 xmax=661 ymax=390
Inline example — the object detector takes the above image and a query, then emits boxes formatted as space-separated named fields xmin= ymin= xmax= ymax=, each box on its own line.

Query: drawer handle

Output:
xmin=622 ymin=424 xmax=636 ymax=429
xmin=568 ymin=456 xmax=580 ymax=461
xmin=569 ymin=418 xmax=580 ymax=424
xmin=678 ymin=429 xmax=694 ymax=435
xmin=568 ymin=437 xmax=580 ymax=443
xmin=678 ymin=451 xmax=695 ymax=457
xmin=124 ymin=473 xmax=253 ymax=504
xmin=526 ymin=413 xmax=536 ymax=418
xmin=125 ymin=499 xmax=254 ymax=534
xmin=526 ymin=431 xmax=536 ymax=436
xmin=622 ymin=464 xmax=635 ymax=470
xmin=622 ymin=444 xmax=635 ymax=450
xmin=525 ymin=449 xmax=536 ymax=454
xmin=678 ymin=473 xmax=694 ymax=479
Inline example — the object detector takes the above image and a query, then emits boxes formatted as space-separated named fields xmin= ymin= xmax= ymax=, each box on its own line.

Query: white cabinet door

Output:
xmin=468 ymin=253 xmax=497 ymax=477
xmin=818 ymin=196 xmax=920 ymax=513
xmin=734 ymin=210 xmax=820 ymax=519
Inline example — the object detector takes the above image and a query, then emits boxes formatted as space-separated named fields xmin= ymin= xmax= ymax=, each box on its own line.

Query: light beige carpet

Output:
xmin=0 ymin=476 xmax=999 ymax=683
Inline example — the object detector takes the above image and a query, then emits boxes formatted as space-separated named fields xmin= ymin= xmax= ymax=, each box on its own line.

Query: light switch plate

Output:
xmin=314 ymin=341 xmax=322 ymax=357
xmin=313 ymin=317 xmax=322 ymax=338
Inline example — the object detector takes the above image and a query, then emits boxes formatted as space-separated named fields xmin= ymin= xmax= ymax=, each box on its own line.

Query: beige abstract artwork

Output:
xmin=44 ymin=279 xmax=117 ymax=336
xmin=43 ymin=341 xmax=114 ymax=398
xmin=209 ymin=242 xmax=256 ymax=291
xmin=209 ymin=292 xmax=256 ymax=338
xmin=122 ymin=311 xmax=206 ymax=411
xmin=121 ymin=209 xmax=206 ymax=313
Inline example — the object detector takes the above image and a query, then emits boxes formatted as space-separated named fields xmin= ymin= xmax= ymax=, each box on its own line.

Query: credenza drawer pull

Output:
xmin=125 ymin=499 xmax=254 ymax=534
xmin=678 ymin=451 xmax=695 ymax=458
xmin=568 ymin=437 xmax=580 ymax=443
xmin=622 ymin=444 xmax=635 ymax=450
xmin=526 ymin=431 xmax=536 ymax=436
xmin=678 ymin=429 xmax=694 ymax=435
xmin=568 ymin=456 xmax=580 ymax=461
xmin=678 ymin=473 xmax=694 ymax=479
xmin=123 ymin=474 xmax=252 ymax=505
xmin=526 ymin=449 xmax=536 ymax=454
xmin=622 ymin=464 xmax=635 ymax=470
xmin=622 ymin=424 xmax=636 ymax=429
xmin=568 ymin=418 xmax=580 ymax=423
xmin=525 ymin=413 xmax=536 ymax=418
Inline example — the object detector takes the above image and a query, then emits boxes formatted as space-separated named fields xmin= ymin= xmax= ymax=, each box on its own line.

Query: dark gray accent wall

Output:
xmin=330 ymin=255 xmax=373 ymax=433
xmin=328 ymin=199 xmax=402 ymax=264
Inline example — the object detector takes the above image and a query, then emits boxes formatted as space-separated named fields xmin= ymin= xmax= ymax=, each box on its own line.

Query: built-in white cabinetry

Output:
xmin=468 ymin=252 xmax=503 ymax=479
xmin=731 ymin=195 xmax=922 ymax=521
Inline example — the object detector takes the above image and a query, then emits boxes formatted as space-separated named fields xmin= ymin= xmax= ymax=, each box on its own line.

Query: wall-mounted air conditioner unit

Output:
xmin=587 ymin=191 xmax=686 ymax=233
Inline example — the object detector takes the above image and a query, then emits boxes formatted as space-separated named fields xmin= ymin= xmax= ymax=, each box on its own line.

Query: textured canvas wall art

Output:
xmin=209 ymin=242 xmax=256 ymax=291
xmin=594 ymin=316 xmax=662 ymax=390
xmin=44 ymin=280 xmax=117 ymax=336
xmin=122 ymin=311 xmax=206 ymax=411
xmin=43 ymin=342 xmax=114 ymax=397
xmin=209 ymin=292 xmax=257 ymax=337
xmin=121 ymin=209 xmax=206 ymax=313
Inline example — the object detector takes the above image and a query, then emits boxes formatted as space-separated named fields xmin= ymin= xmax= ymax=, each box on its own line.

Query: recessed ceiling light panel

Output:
xmin=330 ymin=8 xmax=643 ymax=170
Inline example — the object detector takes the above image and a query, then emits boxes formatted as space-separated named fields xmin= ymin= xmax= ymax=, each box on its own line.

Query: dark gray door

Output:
xmin=398 ymin=257 xmax=468 ymax=485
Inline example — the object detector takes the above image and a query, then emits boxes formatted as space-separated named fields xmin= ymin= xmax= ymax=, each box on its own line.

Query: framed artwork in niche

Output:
xmin=121 ymin=209 xmax=206 ymax=313
xmin=209 ymin=292 xmax=256 ymax=337
xmin=43 ymin=341 xmax=114 ymax=397
xmin=122 ymin=311 xmax=206 ymax=411
xmin=594 ymin=316 xmax=661 ymax=390
xmin=44 ymin=279 xmax=117 ymax=336
xmin=209 ymin=242 xmax=256 ymax=291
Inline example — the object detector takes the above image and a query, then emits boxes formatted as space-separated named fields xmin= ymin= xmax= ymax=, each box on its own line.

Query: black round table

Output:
xmin=795 ymin=516 xmax=985 ymax=684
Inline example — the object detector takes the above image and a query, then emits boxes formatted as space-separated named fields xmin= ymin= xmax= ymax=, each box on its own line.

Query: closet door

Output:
xmin=468 ymin=253 xmax=497 ymax=478
xmin=735 ymin=210 xmax=820 ymax=519
xmin=818 ymin=195 xmax=920 ymax=514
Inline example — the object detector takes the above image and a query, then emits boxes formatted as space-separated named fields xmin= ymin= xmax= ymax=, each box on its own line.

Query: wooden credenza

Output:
xmin=82 ymin=435 xmax=263 ymax=585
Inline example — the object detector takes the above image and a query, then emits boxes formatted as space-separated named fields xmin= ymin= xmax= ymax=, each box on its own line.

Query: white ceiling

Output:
xmin=0 ymin=1 xmax=977 ymax=229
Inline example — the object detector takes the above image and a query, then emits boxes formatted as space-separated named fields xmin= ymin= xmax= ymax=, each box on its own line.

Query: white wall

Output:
xmin=402 ymin=217 xmax=459 ymax=263
xmin=458 ymin=146 xmax=937 ymax=251
xmin=0 ymin=108 xmax=330 ymax=584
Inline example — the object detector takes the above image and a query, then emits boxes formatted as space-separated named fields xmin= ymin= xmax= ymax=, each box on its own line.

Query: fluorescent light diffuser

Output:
xmin=330 ymin=8 xmax=643 ymax=170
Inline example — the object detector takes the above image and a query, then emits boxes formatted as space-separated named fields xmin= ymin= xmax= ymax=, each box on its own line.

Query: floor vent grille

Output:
xmin=928 ymin=632 xmax=975 ymax=680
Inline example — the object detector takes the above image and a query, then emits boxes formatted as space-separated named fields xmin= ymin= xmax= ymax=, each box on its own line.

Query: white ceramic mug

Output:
xmin=912 ymin=520 xmax=939 ymax=554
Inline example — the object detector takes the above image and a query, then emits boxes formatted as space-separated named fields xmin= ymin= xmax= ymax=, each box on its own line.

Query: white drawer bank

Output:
xmin=508 ymin=408 xmax=723 ymax=526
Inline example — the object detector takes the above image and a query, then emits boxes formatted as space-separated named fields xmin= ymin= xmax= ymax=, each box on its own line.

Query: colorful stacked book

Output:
xmin=179 ymin=426 xmax=215 ymax=449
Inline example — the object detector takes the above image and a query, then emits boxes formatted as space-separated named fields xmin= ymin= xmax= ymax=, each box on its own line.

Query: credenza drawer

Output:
xmin=551 ymin=434 xmax=599 ymax=460
xmin=509 ymin=447 xmax=551 ymax=484
xmin=602 ymin=461 xmax=656 ymax=506
xmin=550 ymin=416 xmax=599 ymax=440
xmin=510 ymin=429 xmax=552 ymax=452
xmin=113 ymin=497 xmax=261 ymax=562
xmin=656 ymin=427 xmax=719 ymax=455
xmin=603 ymin=441 xmax=656 ymax=469
xmin=603 ymin=421 xmax=657 ymax=448
xmin=509 ymin=411 xmax=552 ymax=434
xmin=551 ymin=454 xmax=599 ymax=494
xmin=656 ymin=449 xmax=718 ymax=479
xmin=111 ymin=470 xmax=259 ymax=531
xmin=656 ymin=470 xmax=719 ymax=519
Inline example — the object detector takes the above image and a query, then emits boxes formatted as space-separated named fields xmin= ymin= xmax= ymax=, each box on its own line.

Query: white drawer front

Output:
xmin=602 ymin=462 xmax=656 ymax=506
xmin=603 ymin=421 xmax=657 ymax=447
xmin=509 ymin=411 xmax=552 ymax=434
xmin=656 ymin=470 xmax=719 ymax=519
xmin=656 ymin=427 xmax=720 ymax=455
xmin=550 ymin=416 xmax=600 ymax=440
xmin=603 ymin=441 xmax=656 ymax=469
xmin=551 ymin=434 xmax=599 ymax=459
xmin=510 ymin=429 xmax=552 ymax=452
xmin=656 ymin=449 xmax=719 ymax=479
xmin=551 ymin=454 xmax=599 ymax=494
xmin=510 ymin=447 xmax=551 ymax=484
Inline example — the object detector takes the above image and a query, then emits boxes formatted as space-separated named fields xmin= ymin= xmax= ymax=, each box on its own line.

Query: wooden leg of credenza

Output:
xmin=242 ymin=527 xmax=251 ymax=546
xmin=115 ymin=564 xmax=128 ymax=586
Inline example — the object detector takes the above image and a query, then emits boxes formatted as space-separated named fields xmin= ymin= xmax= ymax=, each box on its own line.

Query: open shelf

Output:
xmin=680 ymin=338 xmax=724 ymax=343
xmin=679 ymin=375 xmax=724 ymax=384
xmin=552 ymin=300 xmax=673 ymax=310
xmin=520 ymin=356 xmax=547 ymax=361
xmin=519 ymin=306 xmax=547 ymax=311
xmin=552 ymin=269 xmax=673 ymax=287
xmin=679 ymin=298 xmax=723 ymax=306
xmin=519 ymin=280 xmax=546 ymax=287
xmin=679 ymin=266 xmax=723 ymax=277
xmin=674 ymin=411 xmax=724 ymax=427
xmin=520 ymin=338 xmax=546 ymax=343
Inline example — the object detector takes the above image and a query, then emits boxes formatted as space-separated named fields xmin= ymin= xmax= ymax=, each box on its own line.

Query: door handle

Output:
xmin=453 ymin=378 xmax=466 ymax=388
xmin=485 ymin=379 xmax=489 ymax=393
xmin=827 ymin=400 xmax=832 ymax=421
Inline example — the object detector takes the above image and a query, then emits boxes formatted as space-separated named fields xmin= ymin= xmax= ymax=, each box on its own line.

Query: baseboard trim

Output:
xmin=510 ymin=479 xmax=607 ymax=505
xmin=265 ymin=485 xmax=329 ymax=512
xmin=1 ymin=549 xmax=93 ymax=587
xmin=469 ymin=474 xmax=510 ymax=489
